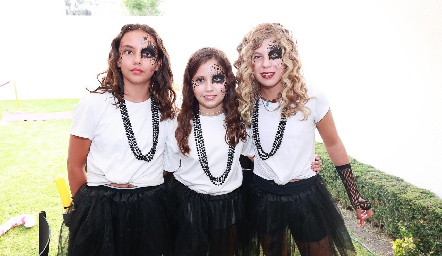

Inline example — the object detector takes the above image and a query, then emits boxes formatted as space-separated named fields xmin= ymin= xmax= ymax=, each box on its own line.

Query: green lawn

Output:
xmin=0 ymin=98 xmax=376 ymax=255
xmin=0 ymin=99 xmax=77 ymax=256
xmin=0 ymin=98 xmax=79 ymax=114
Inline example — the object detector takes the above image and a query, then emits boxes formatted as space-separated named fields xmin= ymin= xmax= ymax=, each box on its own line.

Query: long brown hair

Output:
xmin=176 ymin=47 xmax=246 ymax=155
xmin=94 ymin=23 xmax=176 ymax=120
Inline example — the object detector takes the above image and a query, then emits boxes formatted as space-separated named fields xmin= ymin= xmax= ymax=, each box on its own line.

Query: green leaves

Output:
xmin=122 ymin=0 xmax=163 ymax=16
xmin=315 ymin=142 xmax=442 ymax=255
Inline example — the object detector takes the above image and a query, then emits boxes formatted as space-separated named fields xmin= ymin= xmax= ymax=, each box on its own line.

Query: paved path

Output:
xmin=1 ymin=112 xmax=73 ymax=121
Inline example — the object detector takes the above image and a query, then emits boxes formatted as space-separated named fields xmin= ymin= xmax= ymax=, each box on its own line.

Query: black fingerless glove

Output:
xmin=336 ymin=164 xmax=371 ymax=210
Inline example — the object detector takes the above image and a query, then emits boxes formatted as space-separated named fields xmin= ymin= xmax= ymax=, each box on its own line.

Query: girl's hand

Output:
xmin=311 ymin=155 xmax=321 ymax=174
xmin=356 ymin=208 xmax=373 ymax=227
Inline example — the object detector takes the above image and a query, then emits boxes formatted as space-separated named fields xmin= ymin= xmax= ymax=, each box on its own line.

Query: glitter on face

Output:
xmin=191 ymin=59 xmax=228 ymax=113
xmin=192 ymin=64 xmax=226 ymax=91
xmin=268 ymin=42 xmax=282 ymax=60
xmin=252 ymin=39 xmax=283 ymax=68
xmin=210 ymin=64 xmax=226 ymax=85
xmin=192 ymin=80 xmax=199 ymax=90
xmin=141 ymin=45 xmax=157 ymax=59
xmin=119 ymin=33 xmax=158 ymax=66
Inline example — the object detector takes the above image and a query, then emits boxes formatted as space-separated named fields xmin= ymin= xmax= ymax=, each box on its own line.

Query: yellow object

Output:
xmin=55 ymin=178 xmax=72 ymax=212
xmin=13 ymin=80 xmax=20 ymax=111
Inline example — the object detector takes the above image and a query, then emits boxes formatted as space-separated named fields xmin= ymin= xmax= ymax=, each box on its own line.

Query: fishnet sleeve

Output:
xmin=336 ymin=164 xmax=371 ymax=210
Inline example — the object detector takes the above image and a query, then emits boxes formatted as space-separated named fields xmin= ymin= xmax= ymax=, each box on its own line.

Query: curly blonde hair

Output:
xmin=234 ymin=23 xmax=311 ymax=126
xmin=176 ymin=47 xmax=246 ymax=155
xmin=93 ymin=24 xmax=176 ymax=121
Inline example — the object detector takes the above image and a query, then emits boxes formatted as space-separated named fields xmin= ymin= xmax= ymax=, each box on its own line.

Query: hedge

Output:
xmin=315 ymin=142 xmax=442 ymax=255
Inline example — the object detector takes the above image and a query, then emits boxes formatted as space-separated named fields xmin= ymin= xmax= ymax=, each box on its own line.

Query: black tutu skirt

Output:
xmin=58 ymin=184 xmax=172 ymax=256
xmin=168 ymin=177 xmax=250 ymax=256
xmin=246 ymin=174 xmax=356 ymax=256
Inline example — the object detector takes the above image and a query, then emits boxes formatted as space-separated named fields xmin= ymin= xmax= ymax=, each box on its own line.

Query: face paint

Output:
xmin=192 ymin=78 xmax=202 ymax=90
xmin=119 ymin=46 xmax=158 ymax=66
xmin=268 ymin=43 xmax=282 ymax=60
xmin=192 ymin=64 xmax=226 ymax=89
xmin=251 ymin=37 xmax=285 ymax=90
xmin=212 ymin=73 xmax=225 ymax=84
xmin=209 ymin=64 xmax=226 ymax=84
xmin=116 ymin=30 xmax=161 ymax=86
xmin=141 ymin=45 xmax=157 ymax=59
xmin=119 ymin=32 xmax=158 ymax=62
xmin=252 ymin=40 xmax=283 ymax=63
xmin=191 ymin=59 xmax=227 ymax=114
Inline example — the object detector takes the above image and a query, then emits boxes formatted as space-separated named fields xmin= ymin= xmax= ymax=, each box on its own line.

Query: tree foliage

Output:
xmin=65 ymin=0 xmax=92 ymax=15
xmin=64 ymin=0 xmax=163 ymax=16
xmin=122 ymin=0 xmax=163 ymax=16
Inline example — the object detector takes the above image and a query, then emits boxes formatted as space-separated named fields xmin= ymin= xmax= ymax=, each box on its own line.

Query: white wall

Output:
xmin=0 ymin=0 xmax=441 ymax=197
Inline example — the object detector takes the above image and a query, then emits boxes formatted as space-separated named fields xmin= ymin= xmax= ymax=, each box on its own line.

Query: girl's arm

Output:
xmin=316 ymin=109 xmax=373 ymax=221
xmin=316 ymin=110 xmax=349 ymax=166
xmin=67 ymin=135 xmax=91 ymax=196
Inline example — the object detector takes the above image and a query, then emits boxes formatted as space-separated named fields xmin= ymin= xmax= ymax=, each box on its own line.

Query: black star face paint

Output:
xmin=192 ymin=59 xmax=227 ymax=114
xmin=251 ymin=37 xmax=285 ymax=90
xmin=119 ymin=33 xmax=158 ymax=65
xmin=141 ymin=45 xmax=157 ymax=59
xmin=192 ymin=64 xmax=226 ymax=90
xmin=192 ymin=78 xmax=203 ymax=90
xmin=210 ymin=64 xmax=226 ymax=85
xmin=252 ymin=40 xmax=283 ymax=64
xmin=117 ymin=30 xmax=161 ymax=86
xmin=268 ymin=41 xmax=282 ymax=60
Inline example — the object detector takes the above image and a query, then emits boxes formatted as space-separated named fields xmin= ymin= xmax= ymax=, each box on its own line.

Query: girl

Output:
xmin=164 ymin=47 xmax=250 ymax=256
xmin=164 ymin=47 xmax=321 ymax=256
xmin=234 ymin=23 xmax=373 ymax=256
xmin=62 ymin=24 xmax=176 ymax=256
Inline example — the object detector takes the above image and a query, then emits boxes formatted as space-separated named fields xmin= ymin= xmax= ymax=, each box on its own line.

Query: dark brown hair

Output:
xmin=176 ymin=47 xmax=246 ymax=155
xmin=94 ymin=23 xmax=176 ymax=120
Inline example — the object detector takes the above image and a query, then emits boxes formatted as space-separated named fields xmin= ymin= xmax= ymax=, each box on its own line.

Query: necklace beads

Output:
xmin=198 ymin=109 xmax=223 ymax=116
xmin=119 ymin=98 xmax=160 ymax=162
xmin=251 ymin=99 xmax=287 ymax=160
xmin=193 ymin=112 xmax=235 ymax=185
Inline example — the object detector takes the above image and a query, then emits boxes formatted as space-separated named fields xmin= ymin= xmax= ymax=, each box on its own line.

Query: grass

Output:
xmin=0 ymin=98 xmax=79 ymax=114
xmin=0 ymin=99 xmax=77 ymax=256
xmin=0 ymin=98 xmax=375 ymax=255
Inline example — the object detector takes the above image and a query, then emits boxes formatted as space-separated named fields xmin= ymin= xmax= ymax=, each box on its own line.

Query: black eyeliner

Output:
xmin=212 ymin=74 xmax=225 ymax=83
xmin=141 ymin=45 xmax=156 ymax=58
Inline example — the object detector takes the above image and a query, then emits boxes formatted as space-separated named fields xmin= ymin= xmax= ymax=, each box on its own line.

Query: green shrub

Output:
xmin=392 ymin=236 xmax=418 ymax=256
xmin=392 ymin=224 xmax=419 ymax=256
xmin=316 ymin=142 xmax=442 ymax=255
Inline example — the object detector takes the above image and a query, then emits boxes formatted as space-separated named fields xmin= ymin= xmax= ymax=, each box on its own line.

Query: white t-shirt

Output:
xmin=70 ymin=92 xmax=174 ymax=187
xmin=250 ymin=85 xmax=330 ymax=185
xmin=164 ymin=114 xmax=252 ymax=195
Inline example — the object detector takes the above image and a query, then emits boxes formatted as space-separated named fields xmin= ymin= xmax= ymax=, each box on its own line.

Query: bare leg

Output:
xmin=260 ymin=232 xmax=290 ymax=256
xmin=295 ymin=236 xmax=333 ymax=256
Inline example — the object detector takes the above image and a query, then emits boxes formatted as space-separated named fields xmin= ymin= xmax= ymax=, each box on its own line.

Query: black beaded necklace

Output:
xmin=119 ymin=98 xmax=160 ymax=162
xmin=251 ymin=99 xmax=287 ymax=160
xmin=193 ymin=112 xmax=235 ymax=186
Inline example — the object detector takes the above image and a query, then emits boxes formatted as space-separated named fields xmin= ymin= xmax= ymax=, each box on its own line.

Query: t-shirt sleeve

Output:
xmin=241 ymin=127 xmax=256 ymax=157
xmin=70 ymin=94 xmax=96 ymax=140
xmin=163 ymin=118 xmax=181 ymax=172
xmin=310 ymin=86 xmax=330 ymax=123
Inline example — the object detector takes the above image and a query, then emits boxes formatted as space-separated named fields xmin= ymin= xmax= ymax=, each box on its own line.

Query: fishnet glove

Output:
xmin=336 ymin=164 xmax=371 ymax=210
